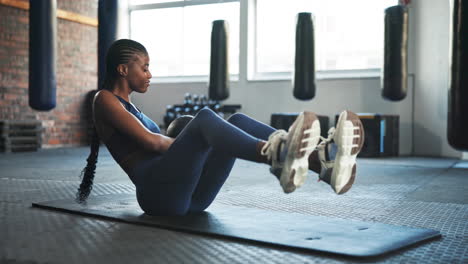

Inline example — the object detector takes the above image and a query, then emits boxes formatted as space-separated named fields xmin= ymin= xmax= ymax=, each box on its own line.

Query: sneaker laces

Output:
xmin=317 ymin=127 xmax=336 ymax=150
xmin=317 ymin=127 xmax=336 ymax=179
xmin=261 ymin=130 xmax=287 ymax=166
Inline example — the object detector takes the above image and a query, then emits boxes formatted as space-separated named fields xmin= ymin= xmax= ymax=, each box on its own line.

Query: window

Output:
xmin=129 ymin=0 xmax=400 ymax=81
xmin=255 ymin=0 xmax=399 ymax=75
xmin=129 ymin=0 xmax=240 ymax=78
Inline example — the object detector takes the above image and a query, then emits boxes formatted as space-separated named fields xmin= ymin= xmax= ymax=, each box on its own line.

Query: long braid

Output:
xmin=76 ymin=39 xmax=148 ymax=204
xmin=76 ymin=127 xmax=100 ymax=203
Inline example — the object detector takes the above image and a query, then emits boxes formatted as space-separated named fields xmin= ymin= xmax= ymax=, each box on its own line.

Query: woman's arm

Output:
xmin=94 ymin=90 xmax=174 ymax=153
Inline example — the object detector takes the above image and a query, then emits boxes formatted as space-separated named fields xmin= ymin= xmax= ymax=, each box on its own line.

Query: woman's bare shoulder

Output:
xmin=93 ymin=90 xmax=126 ymax=114
xmin=92 ymin=90 xmax=117 ymax=141
xmin=92 ymin=90 xmax=123 ymax=128
xmin=94 ymin=89 xmax=116 ymax=105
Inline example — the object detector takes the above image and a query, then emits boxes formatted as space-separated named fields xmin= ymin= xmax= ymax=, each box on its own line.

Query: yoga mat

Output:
xmin=32 ymin=194 xmax=440 ymax=257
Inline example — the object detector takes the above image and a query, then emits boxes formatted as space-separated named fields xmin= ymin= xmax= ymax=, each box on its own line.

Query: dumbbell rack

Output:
xmin=163 ymin=93 xmax=242 ymax=132
xmin=169 ymin=104 xmax=241 ymax=115
xmin=164 ymin=103 xmax=241 ymax=128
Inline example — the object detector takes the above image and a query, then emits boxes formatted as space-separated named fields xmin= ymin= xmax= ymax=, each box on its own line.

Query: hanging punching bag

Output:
xmin=382 ymin=5 xmax=409 ymax=101
xmin=98 ymin=0 xmax=118 ymax=90
xmin=29 ymin=0 xmax=57 ymax=111
xmin=293 ymin=12 xmax=316 ymax=101
xmin=208 ymin=20 xmax=229 ymax=101
xmin=448 ymin=0 xmax=468 ymax=150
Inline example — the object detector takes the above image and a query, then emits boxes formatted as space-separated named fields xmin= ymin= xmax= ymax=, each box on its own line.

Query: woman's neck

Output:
xmin=110 ymin=79 xmax=132 ymax=102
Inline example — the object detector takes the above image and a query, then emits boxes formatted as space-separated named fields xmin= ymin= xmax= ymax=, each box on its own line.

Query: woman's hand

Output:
xmin=156 ymin=134 xmax=176 ymax=153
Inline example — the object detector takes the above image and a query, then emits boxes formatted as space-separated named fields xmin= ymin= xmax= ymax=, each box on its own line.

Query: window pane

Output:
xmin=256 ymin=0 xmax=399 ymax=73
xmin=183 ymin=3 xmax=239 ymax=76
xmin=130 ymin=2 xmax=239 ymax=77
xmin=131 ymin=8 xmax=184 ymax=76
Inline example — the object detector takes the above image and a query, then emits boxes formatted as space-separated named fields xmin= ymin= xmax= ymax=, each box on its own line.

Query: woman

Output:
xmin=77 ymin=39 xmax=364 ymax=216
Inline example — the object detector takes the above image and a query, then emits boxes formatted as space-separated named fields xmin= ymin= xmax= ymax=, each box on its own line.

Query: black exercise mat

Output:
xmin=32 ymin=194 xmax=441 ymax=257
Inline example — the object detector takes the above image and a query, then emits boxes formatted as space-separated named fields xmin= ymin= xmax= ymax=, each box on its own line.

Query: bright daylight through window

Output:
xmin=130 ymin=0 xmax=239 ymax=78
xmin=256 ymin=0 xmax=399 ymax=74
xmin=129 ymin=0 xmax=399 ymax=79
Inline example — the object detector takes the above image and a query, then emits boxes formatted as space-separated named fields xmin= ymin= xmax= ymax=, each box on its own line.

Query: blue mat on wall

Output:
xmin=32 ymin=194 xmax=441 ymax=258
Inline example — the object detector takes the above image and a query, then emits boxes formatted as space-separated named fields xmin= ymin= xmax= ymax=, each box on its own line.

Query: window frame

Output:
xmin=129 ymin=0 xmax=240 ymax=11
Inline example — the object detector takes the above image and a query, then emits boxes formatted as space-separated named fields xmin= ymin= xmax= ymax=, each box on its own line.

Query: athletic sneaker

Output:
xmin=316 ymin=110 xmax=364 ymax=194
xmin=261 ymin=112 xmax=321 ymax=193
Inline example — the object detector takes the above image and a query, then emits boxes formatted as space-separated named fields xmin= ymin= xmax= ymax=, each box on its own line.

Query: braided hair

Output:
xmin=76 ymin=39 xmax=148 ymax=204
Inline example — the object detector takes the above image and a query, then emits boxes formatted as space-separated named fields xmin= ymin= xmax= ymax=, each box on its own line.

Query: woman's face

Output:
xmin=126 ymin=53 xmax=152 ymax=93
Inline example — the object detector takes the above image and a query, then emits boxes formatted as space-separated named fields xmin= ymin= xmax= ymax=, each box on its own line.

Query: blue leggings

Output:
xmin=130 ymin=108 xmax=276 ymax=216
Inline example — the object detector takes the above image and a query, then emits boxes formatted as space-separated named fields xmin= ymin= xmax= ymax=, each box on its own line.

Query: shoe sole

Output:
xmin=331 ymin=111 xmax=364 ymax=194
xmin=280 ymin=112 xmax=321 ymax=193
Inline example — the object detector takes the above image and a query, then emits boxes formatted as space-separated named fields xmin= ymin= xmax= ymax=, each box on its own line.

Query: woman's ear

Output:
xmin=117 ymin=64 xmax=128 ymax=77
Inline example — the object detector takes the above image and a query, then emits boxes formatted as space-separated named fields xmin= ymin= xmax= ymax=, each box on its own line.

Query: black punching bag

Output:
xmin=448 ymin=0 xmax=468 ymax=150
xmin=98 ymin=0 xmax=118 ymax=89
xmin=208 ymin=20 xmax=229 ymax=101
xmin=293 ymin=13 xmax=316 ymax=101
xmin=29 ymin=0 xmax=57 ymax=111
xmin=381 ymin=5 xmax=409 ymax=101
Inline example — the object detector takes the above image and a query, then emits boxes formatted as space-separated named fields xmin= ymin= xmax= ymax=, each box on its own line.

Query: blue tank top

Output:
xmin=105 ymin=95 xmax=161 ymax=163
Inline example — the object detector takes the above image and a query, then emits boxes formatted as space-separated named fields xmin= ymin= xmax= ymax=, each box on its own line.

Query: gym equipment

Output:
xmin=166 ymin=115 xmax=194 ymax=138
xmin=293 ymin=12 xmax=316 ymax=101
xmin=336 ymin=114 xmax=399 ymax=157
xmin=208 ymin=20 xmax=230 ymax=101
xmin=448 ymin=0 xmax=468 ymax=150
xmin=0 ymin=120 xmax=42 ymax=152
xmin=381 ymin=5 xmax=409 ymax=101
xmin=29 ymin=0 xmax=57 ymax=111
xmin=192 ymin=94 xmax=201 ymax=114
xmin=98 ymin=0 xmax=118 ymax=89
xmin=163 ymin=105 xmax=176 ymax=128
xmin=163 ymin=93 xmax=241 ymax=128
xmin=200 ymin=94 xmax=208 ymax=107
xmin=33 ymin=194 xmax=441 ymax=257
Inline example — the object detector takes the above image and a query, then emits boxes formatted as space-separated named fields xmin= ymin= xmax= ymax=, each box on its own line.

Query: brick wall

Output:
xmin=0 ymin=0 xmax=98 ymax=148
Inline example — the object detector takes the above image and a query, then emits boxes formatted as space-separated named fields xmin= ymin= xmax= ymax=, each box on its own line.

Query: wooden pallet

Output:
xmin=0 ymin=120 xmax=42 ymax=152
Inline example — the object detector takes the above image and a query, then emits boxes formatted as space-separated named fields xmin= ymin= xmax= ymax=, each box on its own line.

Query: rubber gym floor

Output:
xmin=1 ymin=147 xmax=467 ymax=264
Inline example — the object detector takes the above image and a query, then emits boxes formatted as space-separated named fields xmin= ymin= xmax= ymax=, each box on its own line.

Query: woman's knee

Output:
xmin=178 ymin=108 xmax=214 ymax=133
xmin=195 ymin=108 xmax=217 ymax=120
xmin=226 ymin=113 xmax=249 ymax=126
xmin=190 ymin=108 xmax=222 ymax=129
